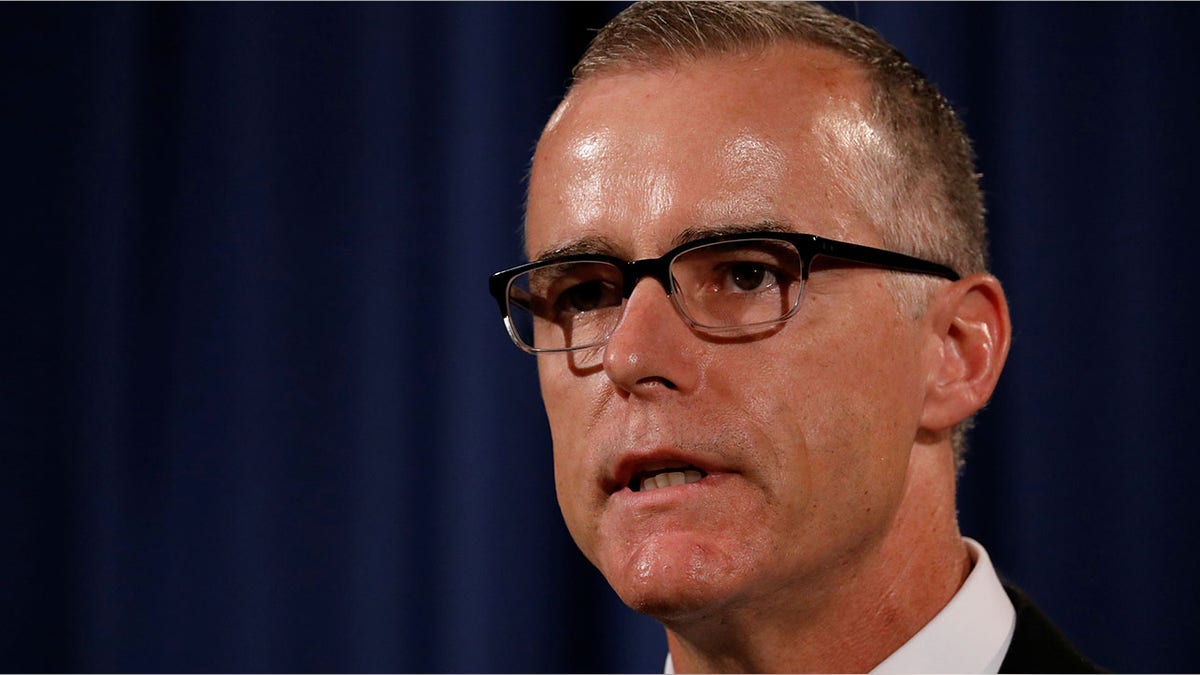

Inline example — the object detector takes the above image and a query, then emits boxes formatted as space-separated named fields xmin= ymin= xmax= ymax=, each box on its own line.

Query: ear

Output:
xmin=919 ymin=273 xmax=1012 ymax=433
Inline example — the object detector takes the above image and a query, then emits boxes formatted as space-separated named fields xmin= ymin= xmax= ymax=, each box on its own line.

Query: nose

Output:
xmin=602 ymin=277 xmax=700 ymax=395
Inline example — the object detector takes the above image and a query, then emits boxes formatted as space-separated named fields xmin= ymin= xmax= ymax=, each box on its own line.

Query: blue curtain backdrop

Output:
xmin=5 ymin=2 xmax=1198 ymax=672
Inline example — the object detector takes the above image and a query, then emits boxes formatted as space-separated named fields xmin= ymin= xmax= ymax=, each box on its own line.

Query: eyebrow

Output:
xmin=669 ymin=220 xmax=794 ymax=248
xmin=533 ymin=220 xmax=797 ymax=263
xmin=531 ymin=234 xmax=623 ymax=262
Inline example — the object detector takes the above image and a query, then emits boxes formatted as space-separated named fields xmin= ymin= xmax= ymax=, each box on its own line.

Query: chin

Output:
xmin=598 ymin=533 xmax=753 ymax=622
xmin=616 ymin=582 xmax=724 ymax=623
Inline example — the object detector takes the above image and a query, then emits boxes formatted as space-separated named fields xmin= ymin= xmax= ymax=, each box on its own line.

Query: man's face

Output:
xmin=525 ymin=46 xmax=935 ymax=620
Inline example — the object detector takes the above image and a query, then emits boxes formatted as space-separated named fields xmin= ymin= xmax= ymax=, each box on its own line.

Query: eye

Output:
xmin=673 ymin=239 xmax=800 ymax=299
xmin=524 ymin=261 xmax=624 ymax=320
xmin=555 ymin=279 xmax=620 ymax=313
xmin=669 ymin=238 xmax=803 ymax=329
xmin=726 ymin=262 xmax=775 ymax=292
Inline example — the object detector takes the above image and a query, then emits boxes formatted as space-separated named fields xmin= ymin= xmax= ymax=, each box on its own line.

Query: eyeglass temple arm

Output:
xmin=812 ymin=238 xmax=960 ymax=281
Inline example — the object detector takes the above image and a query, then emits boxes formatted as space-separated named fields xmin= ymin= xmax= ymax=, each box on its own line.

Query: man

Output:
xmin=489 ymin=2 xmax=1103 ymax=672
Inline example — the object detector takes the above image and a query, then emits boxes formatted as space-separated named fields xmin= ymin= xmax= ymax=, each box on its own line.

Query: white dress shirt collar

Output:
xmin=870 ymin=537 xmax=1016 ymax=674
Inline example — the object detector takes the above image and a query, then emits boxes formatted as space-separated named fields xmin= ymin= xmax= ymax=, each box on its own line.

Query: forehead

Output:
xmin=526 ymin=44 xmax=882 ymax=259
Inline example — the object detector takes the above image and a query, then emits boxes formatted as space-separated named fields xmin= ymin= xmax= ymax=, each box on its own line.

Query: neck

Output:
xmin=664 ymin=447 xmax=969 ymax=673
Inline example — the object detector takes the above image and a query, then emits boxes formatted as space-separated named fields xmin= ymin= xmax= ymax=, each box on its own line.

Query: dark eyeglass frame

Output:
xmin=488 ymin=230 xmax=960 ymax=353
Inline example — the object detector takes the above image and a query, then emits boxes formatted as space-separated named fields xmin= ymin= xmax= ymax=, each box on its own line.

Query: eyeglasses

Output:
xmin=488 ymin=230 xmax=959 ymax=354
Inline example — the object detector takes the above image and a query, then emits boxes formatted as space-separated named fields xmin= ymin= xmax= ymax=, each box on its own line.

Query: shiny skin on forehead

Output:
xmin=527 ymin=45 xmax=878 ymax=260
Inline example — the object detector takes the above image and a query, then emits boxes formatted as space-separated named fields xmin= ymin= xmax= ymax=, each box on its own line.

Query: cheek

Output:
xmin=739 ymin=305 xmax=919 ymax=487
xmin=540 ymin=362 xmax=603 ymax=551
xmin=796 ymin=291 xmax=923 ymax=425
xmin=550 ymin=426 xmax=600 ymax=564
xmin=702 ymin=351 xmax=815 ymax=509
xmin=551 ymin=445 xmax=588 ymax=547
xmin=794 ymin=306 xmax=923 ymax=512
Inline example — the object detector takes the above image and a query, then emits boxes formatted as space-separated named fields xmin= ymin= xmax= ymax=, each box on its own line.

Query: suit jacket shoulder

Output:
xmin=999 ymin=583 xmax=1108 ymax=674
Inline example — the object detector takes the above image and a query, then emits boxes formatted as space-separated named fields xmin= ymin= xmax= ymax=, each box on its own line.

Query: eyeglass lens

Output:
xmin=506 ymin=238 xmax=805 ymax=352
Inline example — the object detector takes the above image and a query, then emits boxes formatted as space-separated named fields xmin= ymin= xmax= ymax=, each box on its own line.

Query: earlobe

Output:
xmin=920 ymin=274 xmax=1012 ymax=432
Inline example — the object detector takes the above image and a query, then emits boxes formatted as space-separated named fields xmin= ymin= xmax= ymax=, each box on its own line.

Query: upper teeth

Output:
xmin=641 ymin=469 xmax=703 ymax=492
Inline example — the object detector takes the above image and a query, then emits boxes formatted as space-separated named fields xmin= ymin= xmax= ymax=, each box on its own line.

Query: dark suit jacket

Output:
xmin=999 ymin=584 xmax=1107 ymax=673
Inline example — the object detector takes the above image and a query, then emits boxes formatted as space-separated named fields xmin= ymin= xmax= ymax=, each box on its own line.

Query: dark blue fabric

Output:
xmin=5 ymin=3 xmax=1197 ymax=672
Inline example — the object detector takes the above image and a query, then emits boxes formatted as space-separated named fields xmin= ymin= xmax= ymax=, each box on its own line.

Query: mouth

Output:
xmin=626 ymin=461 xmax=709 ymax=493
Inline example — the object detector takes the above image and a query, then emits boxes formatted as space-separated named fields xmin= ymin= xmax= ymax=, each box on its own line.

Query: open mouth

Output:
xmin=630 ymin=466 xmax=707 ymax=492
